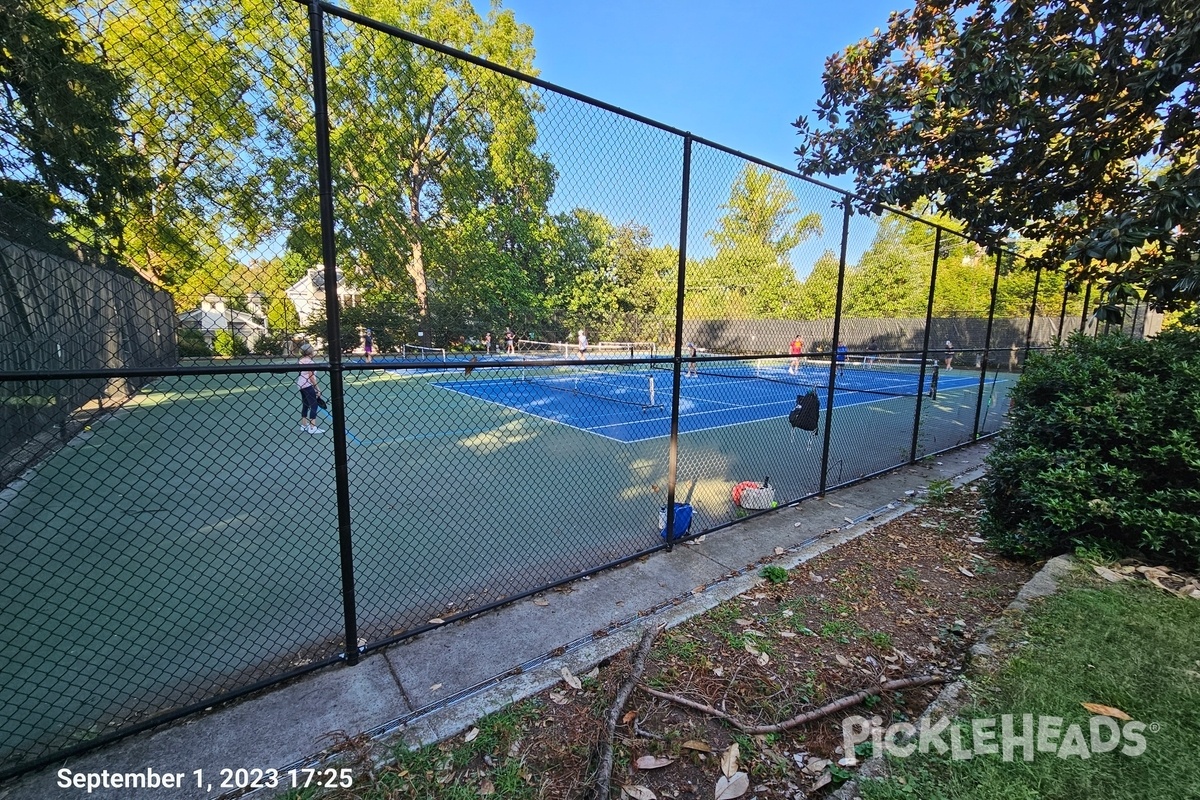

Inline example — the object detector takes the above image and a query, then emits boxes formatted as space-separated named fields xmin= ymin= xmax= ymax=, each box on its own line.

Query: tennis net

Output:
xmin=518 ymin=367 xmax=663 ymax=410
xmin=402 ymin=344 xmax=447 ymax=361
xmin=669 ymin=354 xmax=940 ymax=398
xmin=518 ymin=339 xmax=656 ymax=358
xmin=517 ymin=339 xmax=571 ymax=358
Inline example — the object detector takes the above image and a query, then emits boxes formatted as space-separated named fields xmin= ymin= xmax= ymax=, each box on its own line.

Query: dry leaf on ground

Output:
xmin=720 ymin=742 xmax=740 ymax=778
xmin=715 ymin=771 xmax=750 ymax=799
xmin=560 ymin=667 xmax=582 ymax=690
xmin=621 ymin=785 xmax=656 ymax=800
xmin=1093 ymin=566 xmax=1128 ymax=583
xmin=635 ymin=755 xmax=676 ymax=770
xmin=1082 ymin=702 xmax=1133 ymax=720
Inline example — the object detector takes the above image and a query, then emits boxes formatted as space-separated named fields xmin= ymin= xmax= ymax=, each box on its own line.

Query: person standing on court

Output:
xmin=297 ymin=342 xmax=324 ymax=434
xmin=505 ymin=327 xmax=515 ymax=355
xmin=686 ymin=341 xmax=698 ymax=377
xmin=363 ymin=328 xmax=373 ymax=363
xmin=577 ymin=328 xmax=588 ymax=360
xmin=836 ymin=340 xmax=848 ymax=377
xmin=943 ymin=340 xmax=955 ymax=370
xmin=484 ymin=332 xmax=492 ymax=355
xmin=788 ymin=334 xmax=804 ymax=374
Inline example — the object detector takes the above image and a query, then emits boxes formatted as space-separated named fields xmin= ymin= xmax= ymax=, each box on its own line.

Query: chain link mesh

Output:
xmin=0 ymin=0 xmax=1132 ymax=778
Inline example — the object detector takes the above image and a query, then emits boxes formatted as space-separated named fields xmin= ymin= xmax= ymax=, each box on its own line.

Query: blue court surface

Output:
xmin=435 ymin=360 xmax=994 ymax=443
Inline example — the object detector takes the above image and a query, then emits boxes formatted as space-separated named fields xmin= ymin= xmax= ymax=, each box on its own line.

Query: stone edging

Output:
xmin=830 ymin=553 xmax=1078 ymax=799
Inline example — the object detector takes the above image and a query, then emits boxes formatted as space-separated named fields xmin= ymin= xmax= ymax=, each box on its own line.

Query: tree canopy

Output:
xmin=685 ymin=165 xmax=822 ymax=319
xmin=793 ymin=0 xmax=1200 ymax=312
xmin=0 ymin=0 xmax=149 ymax=253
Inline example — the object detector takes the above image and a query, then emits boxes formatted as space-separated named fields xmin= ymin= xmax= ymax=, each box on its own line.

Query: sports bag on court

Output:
xmin=789 ymin=391 xmax=820 ymax=432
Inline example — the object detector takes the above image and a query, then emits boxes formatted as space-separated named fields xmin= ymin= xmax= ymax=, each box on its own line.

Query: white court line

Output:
xmin=435 ymin=384 xmax=630 ymax=443
xmin=435 ymin=378 xmax=965 ymax=446
xmin=603 ymin=389 xmax=920 ymax=444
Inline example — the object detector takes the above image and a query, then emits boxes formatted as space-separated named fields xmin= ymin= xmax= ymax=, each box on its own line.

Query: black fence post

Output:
xmin=1080 ymin=280 xmax=1093 ymax=336
xmin=909 ymin=228 xmax=941 ymax=464
xmin=973 ymin=250 xmax=1002 ymax=439
xmin=1023 ymin=265 xmax=1041 ymax=363
xmin=308 ymin=0 xmax=359 ymax=666
xmin=663 ymin=134 xmax=692 ymax=550
xmin=818 ymin=199 xmax=851 ymax=496
xmin=1057 ymin=280 xmax=1070 ymax=342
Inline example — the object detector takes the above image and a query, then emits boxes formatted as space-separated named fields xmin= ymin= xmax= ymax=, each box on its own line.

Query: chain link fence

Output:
xmin=0 ymin=0 xmax=1160 ymax=779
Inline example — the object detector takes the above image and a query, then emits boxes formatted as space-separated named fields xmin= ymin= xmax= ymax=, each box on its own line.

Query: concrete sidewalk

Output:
xmin=1 ymin=443 xmax=992 ymax=800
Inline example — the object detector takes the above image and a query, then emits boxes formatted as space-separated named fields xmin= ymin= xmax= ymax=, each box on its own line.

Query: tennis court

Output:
xmin=434 ymin=355 xmax=986 ymax=443
xmin=0 ymin=352 xmax=1011 ymax=765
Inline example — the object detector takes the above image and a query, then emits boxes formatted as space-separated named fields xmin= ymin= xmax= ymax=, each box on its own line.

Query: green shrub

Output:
xmin=759 ymin=565 xmax=789 ymax=584
xmin=177 ymin=327 xmax=211 ymax=357
xmin=981 ymin=330 xmax=1200 ymax=571
xmin=253 ymin=332 xmax=290 ymax=356
xmin=213 ymin=329 xmax=250 ymax=357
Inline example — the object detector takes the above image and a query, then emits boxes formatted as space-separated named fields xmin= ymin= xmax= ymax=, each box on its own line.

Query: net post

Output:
xmin=664 ymin=134 xmax=691 ymax=551
xmin=308 ymin=0 xmax=358 ymax=666
xmin=909 ymin=227 xmax=942 ymax=465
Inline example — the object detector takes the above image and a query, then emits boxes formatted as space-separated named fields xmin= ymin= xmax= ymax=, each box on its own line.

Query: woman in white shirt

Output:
xmin=297 ymin=342 xmax=324 ymax=434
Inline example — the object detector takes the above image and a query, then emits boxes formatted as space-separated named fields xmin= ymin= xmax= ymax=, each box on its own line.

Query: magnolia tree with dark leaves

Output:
xmin=793 ymin=0 xmax=1200 ymax=317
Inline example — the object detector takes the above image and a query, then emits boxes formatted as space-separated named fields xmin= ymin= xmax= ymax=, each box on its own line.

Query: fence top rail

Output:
xmin=301 ymin=0 xmax=1019 ymax=258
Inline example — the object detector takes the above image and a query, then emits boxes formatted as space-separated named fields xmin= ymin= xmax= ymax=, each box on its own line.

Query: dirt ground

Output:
xmin=349 ymin=482 xmax=1039 ymax=800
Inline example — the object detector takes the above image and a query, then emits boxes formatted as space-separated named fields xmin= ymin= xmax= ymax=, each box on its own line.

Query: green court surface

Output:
xmin=0 ymin=365 xmax=1010 ymax=766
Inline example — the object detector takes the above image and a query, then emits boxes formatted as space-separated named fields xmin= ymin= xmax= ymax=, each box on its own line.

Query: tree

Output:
xmin=47 ymin=0 xmax=288 ymax=291
xmin=688 ymin=165 xmax=822 ymax=319
xmin=0 ymin=0 xmax=149 ymax=253
xmin=794 ymin=251 xmax=840 ymax=319
xmin=321 ymin=0 xmax=552 ymax=339
xmin=794 ymin=0 xmax=1200 ymax=312
xmin=843 ymin=218 xmax=931 ymax=319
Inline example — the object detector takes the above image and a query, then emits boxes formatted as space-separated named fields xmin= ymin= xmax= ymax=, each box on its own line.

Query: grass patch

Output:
xmin=279 ymin=702 xmax=544 ymax=799
xmin=653 ymin=631 xmax=704 ymax=665
xmin=861 ymin=572 xmax=1200 ymax=800
xmin=921 ymin=478 xmax=954 ymax=506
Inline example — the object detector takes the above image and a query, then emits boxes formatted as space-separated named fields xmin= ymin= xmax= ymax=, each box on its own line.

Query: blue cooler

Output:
xmin=659 ymin=503 xmax=694 ymax=539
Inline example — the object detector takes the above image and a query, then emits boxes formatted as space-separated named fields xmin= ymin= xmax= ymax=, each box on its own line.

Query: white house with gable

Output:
xmin=285 ymin=267 xmax=361 ymax=328
xmin=178 ymin=294 xmax=268 ymax=348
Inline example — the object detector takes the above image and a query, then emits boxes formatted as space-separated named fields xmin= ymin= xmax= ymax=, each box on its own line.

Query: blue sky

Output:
xmin=470 ymin=0 xmax=914 ymax=272
xmin=491 ymin=0 xmax=911 ymax=176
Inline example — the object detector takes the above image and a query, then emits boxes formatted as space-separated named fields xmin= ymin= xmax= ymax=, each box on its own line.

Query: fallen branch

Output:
xmin=632 ymin=721 xmax=663 ymax=741
xmin=639 ymin=674 xmax=946 ymax=735
xmin=594 ymin=625 xmax=663 ymax=800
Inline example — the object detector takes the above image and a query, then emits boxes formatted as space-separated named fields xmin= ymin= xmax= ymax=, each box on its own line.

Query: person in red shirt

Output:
xmin=788 ymin=335 xmax=804 ymax=375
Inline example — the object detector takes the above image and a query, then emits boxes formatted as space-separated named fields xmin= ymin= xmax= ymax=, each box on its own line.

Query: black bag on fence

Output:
xmin=789 ymin=391 xmax=820 ymax=432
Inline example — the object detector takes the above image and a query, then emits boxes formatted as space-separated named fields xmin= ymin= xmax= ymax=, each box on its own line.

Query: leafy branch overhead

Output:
xmin=794 ymin=0 xmax=1200 ymax=310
